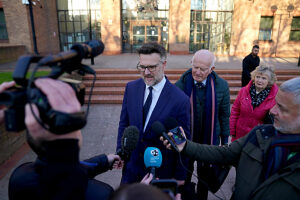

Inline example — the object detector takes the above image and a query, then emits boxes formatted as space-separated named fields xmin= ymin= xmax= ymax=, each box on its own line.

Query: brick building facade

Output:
xmin=0 ymin=0 xmax=299 ymax=62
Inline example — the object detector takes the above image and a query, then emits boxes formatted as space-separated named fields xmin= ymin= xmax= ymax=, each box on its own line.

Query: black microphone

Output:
xmin=37 ymin=40 xmax=105 ymax=67
xmin=117 ymin=126 xmax=140 ymax=161
xmin=151 ymin=121 xmax=179 ymax=152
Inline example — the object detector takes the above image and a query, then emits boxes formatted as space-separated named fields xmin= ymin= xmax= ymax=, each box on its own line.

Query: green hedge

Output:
xmin=0 ymin=71 xmax=50 ymax=84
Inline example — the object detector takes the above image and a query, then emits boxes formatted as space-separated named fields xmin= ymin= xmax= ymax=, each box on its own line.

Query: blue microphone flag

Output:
xmin=144 ymin=147 xmax=162 ymax=168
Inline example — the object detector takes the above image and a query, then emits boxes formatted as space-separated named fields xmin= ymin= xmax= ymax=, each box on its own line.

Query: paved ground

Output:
xmin=0 ymin=54 xmax=299 ymax=200
xmin=1 ymin=53 xmax=299 ymax=71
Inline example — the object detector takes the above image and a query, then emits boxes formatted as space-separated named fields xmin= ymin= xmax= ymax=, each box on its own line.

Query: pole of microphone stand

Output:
xmin=28 ymin=0 xmax=39 ymax=55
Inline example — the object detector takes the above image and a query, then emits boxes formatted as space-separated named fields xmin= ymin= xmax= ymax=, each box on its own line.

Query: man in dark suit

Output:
xmin=117 ymin=43 xmax=191 ymax=185
xmin=242 ymin=45 xmax=260 ymax=87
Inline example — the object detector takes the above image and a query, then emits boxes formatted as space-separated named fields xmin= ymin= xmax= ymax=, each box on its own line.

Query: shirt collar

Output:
xmin=194 ymin=78 xmax=207 ymax=86
xmin=146 ymin=76 xmax=166 ymax=92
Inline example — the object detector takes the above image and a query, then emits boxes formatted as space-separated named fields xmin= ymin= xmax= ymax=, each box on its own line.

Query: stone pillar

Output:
xmin=100 ymin=0 xmax=122 ymax=55
xmin=169 ymin=0 xmax=191 ymax=54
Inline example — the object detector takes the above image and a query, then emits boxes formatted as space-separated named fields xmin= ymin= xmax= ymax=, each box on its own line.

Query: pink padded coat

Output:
xmin=230 ymin=81 xmax=278 ymax=141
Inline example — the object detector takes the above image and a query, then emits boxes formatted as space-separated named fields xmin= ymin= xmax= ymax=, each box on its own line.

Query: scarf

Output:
xmin=250 ymin=83 xmax=270 ymax=109
xmin=245 ymin=126 xmax=300 ymax=181
xmin=263 ymin=133 xmax=300 ymax=180
xmin=183 ymin=71 xmax=218 ymax=145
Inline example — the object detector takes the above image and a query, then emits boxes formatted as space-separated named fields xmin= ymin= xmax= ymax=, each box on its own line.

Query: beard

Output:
xmin=273 ymin=115 xmax=300 ymax=134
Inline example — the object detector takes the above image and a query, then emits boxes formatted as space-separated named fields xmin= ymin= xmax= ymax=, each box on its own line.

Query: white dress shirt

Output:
xmin=143 ymin=77 xmax=166 ymax=131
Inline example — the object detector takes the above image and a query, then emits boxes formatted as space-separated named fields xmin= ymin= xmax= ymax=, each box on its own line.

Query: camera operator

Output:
xmin=1 ymin=78 xmax=121 ymax=200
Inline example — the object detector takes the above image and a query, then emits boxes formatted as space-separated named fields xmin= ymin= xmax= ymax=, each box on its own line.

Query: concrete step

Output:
xmin=84 ymin=94 xmax=239 ymax=104
xmin=82 ymin=68 xmax=300 ymax=105
xmin=83 ymin=73 xmax=297 ymax=81
xmin=90 ymin=68 xmax=300 ymax=75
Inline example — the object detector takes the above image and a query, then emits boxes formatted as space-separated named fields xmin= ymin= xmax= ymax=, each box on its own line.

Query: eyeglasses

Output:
xmin=136 ymin=62 xmax=162 ymax=72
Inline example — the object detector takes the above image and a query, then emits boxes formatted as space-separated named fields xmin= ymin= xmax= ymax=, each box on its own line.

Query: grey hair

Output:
xmin=209 ymin=56 xmax=216 ymax=69
xmin=251 ymin=65 xmax=277 ymax=87
xmin=280 ymin=77 xmax=300 ymax=105
xmin=191 ymin=49 xmax=215 ymax=69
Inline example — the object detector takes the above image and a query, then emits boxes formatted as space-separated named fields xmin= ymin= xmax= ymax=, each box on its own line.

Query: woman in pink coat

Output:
xmin=230 ymin=65 xmax=278 ymax=141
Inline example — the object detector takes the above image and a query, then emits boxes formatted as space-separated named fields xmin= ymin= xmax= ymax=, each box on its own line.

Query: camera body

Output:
xmin=0 ymin=40 xmax=103 ymax=134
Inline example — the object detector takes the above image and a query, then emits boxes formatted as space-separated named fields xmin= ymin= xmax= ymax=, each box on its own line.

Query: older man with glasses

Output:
xmin=117 ymin=43 xmax=191 ymax=187
xmin=175 ymin=49 xmax=230 ymax=200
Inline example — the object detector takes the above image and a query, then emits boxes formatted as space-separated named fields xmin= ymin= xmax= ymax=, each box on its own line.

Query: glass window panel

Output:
xmin=0 ymin=9 xmax=5 ymax=23
xmin=290 ymin=31 xmax=300 ymax=41
xmin=90 ymin=0 xmax=100 ymax=9
xmin=133 ymin=26 xmax=145 ymax=35
xmin=258 ymin=30 xmax=272 ymax=40
xmin=259 ymin=16 xmax=273 ymax=29
xmin=58 ymin=11 xmax=67 ymax=21
xmin=74 ymin=22 xmax=81 ymax=32
xmin=57 ymin=0 xmax=69 ymax=10
xmin=59 ymin=22 xmax=66 ymax=32
xmin=291 ymin=17 xmax=300 ymax=30
xmin=67 ymin=22 xmax=74 ymax=32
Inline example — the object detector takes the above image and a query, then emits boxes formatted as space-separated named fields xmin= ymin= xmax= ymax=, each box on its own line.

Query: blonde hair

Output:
xmin=251 ymin=65 xmax=277 ymax=87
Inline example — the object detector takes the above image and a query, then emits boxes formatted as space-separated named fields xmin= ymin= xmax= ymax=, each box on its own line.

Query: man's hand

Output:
xmin=160 ymin=127 xmax=187 ymax=152
xmin=0 ymin=81 xmax=15 ymax=123
xmin=25 ymin=78 xmax=82 ymax=145
xmin=107 ymin=154 xmax=123 ymax=169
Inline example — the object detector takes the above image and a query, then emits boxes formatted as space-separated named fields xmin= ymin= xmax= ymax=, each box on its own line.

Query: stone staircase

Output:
xmin=83 ymin=69 xmax=300 ymax=104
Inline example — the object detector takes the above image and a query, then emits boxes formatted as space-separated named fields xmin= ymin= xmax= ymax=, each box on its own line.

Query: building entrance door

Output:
xmin=131 ymin=21 xmax=161 ymax=50
xmin=190 ymin=10 xmax=232 ymax=54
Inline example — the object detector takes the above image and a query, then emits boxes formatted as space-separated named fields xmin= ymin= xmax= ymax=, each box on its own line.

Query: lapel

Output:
xmin=137 ymin=79 xmax=146 ymax=131
xmin=144 ymin=78 xmax=171 ymax=133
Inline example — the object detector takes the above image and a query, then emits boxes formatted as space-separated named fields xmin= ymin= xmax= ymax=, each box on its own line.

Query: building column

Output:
xmin=100 ymin=0 xmax=122 ymax=55
xmin=169 ymin=0 xmax=191 ymax=54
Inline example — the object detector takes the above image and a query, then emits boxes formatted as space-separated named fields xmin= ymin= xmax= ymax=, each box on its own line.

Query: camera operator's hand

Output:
xmin=107 ymin=154 xmax=123 ymax=169
xmin=0 ymin=81 xmax=15 ymax=124
xmin=25 ymin=78 xmax=82 ymax=145
xmin=160 ymin=127 xmax=187 ymax=152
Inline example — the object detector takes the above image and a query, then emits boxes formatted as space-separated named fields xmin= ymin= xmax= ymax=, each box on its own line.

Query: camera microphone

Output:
xmin=151 ymin=121 xmax=179 ymax=152
xmin=37 ymin=40 xmax=104 ymax=67
xmin=117 ymin=126 xmax=139 ymax=162
xmin=144 ymin=147 xmax=162 ymax=179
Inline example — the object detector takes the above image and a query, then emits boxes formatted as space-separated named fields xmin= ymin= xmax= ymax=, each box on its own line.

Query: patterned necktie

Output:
xmin=143 ymin=86 xmax=153 ymax=126
xmin=196 ymin=82 xmax=204 ymax=89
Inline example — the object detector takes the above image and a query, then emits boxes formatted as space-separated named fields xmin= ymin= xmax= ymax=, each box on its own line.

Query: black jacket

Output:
xmin=9 ymin=139 xmax=113 ymax=200
xmin=242 ymin=54 xmax=260 ymax=87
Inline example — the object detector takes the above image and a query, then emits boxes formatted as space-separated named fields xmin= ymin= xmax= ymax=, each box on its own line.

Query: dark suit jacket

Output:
xmin=117 ymin=77 xmax=191 ymax=183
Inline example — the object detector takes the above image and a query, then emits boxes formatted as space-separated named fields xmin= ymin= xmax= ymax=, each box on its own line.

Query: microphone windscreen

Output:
xmin=144 ymin=147 xmax=162 ymax=168
xmin=122 ymin=126 xmax=139 ymax=155
xmin=151 ymin=121 xmax=166 ymax=137
xmin=164 ymin=117 xmax=178 ymax=131
xmin=86 ymin=40 xmax=105 ymax=57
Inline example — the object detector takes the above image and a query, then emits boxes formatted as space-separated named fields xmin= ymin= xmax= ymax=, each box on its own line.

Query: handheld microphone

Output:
xmin=151 ymin=121 xmax=179 ymax=152
xmin=144 ymin=147 xmax=162 ymax=179
xmin=117 ymin=126 xmax=140 ymax=161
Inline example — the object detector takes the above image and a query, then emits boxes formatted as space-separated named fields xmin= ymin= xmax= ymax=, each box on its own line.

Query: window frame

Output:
xmin=258 ymin=16 xmax=274 ymax=41
xmin=289 ymin=16 xmax=300 ymax=41
xmin=0 ymin=8 xmax=9 ymax=41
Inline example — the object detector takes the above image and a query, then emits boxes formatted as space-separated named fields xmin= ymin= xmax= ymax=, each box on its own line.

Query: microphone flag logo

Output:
xmin=144 ymin=147 xmax=162 ymax=168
